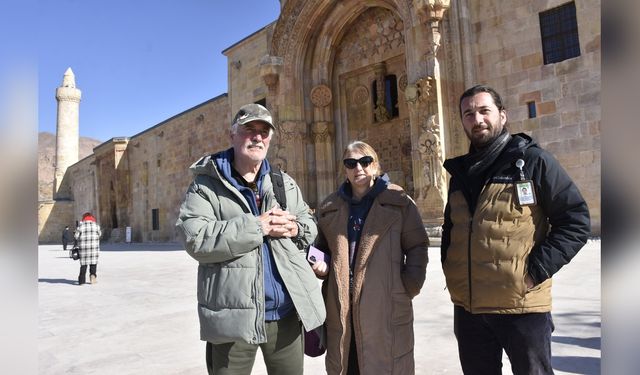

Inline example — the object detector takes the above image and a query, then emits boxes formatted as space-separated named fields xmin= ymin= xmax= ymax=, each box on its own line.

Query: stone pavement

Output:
xmin=39 ymin=240 xmax=600 ymax=374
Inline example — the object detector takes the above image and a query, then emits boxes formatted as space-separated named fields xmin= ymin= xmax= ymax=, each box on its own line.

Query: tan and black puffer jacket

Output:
xmin=441 ymin=133 xmax=590 ymax=314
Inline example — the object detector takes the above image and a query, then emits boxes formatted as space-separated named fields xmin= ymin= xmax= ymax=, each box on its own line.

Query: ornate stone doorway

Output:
xmin=331 ymin=6 xmax=414 ymax=196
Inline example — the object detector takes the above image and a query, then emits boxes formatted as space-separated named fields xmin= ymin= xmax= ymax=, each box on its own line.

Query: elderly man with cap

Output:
xmin=176 ymin=103 xmax=325 ymax=375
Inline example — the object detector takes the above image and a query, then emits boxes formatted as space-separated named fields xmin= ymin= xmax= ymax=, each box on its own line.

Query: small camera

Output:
xmin=309 ymin=255 xmax=317 ymax=263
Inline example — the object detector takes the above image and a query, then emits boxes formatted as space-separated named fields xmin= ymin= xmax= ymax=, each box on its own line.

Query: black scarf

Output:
xmin=464 ymin=128 xmax=512 ymax=177
xmin=461 ymin=129 xmax=512 ymax=211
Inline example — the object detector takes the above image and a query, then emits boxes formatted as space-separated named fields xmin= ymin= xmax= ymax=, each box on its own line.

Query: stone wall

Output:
xmin=69 ymin=154 xmax=99 ymax=223
xmin=466 ymin=0 xmax=601 ymax=233
xmin=224 ymin=24 xmax=274 ymax=113
xmin=125 ymin=96 xmax=230 ymax=242
xmin=38 ymin=200 xmax=75 ymax=244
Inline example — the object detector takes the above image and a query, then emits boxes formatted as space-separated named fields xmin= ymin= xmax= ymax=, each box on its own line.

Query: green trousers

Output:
xmin=206 ymin=313 xmax=304 ymax=375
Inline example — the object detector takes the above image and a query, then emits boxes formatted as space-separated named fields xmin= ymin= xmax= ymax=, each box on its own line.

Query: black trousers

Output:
xmin=453 ymin=305 xmax=555 ymax=375
xmin=78 ymin=264 xmax=97 ymax=285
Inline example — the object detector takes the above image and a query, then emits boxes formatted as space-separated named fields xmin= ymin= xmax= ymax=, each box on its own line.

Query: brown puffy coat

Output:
xmin=441 ymin=133 xmax=590 ymax=315
xmin=316 ymin=184 xmax=429 ymax=375
xmin=443 ymin=184 xmax=552 ymax=313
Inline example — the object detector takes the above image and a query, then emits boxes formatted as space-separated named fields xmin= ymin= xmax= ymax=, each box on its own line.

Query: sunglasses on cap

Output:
xmin=343 ymin=156 xmax=374 ymax=169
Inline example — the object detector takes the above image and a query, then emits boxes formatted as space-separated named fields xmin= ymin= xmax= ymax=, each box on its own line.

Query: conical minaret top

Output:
xmin=54 ymin=67 xmax=81 ymax=199
xmin=62 ymin=67 xmax=76 ymax=88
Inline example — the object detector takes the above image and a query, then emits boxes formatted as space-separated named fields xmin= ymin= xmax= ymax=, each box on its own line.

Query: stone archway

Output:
xmin=267 ymin=1 xmax=453 ymax=228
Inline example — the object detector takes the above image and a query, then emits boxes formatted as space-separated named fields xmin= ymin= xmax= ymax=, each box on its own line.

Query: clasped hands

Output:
xmin=258 ymin=208 xmax=299 ymax=238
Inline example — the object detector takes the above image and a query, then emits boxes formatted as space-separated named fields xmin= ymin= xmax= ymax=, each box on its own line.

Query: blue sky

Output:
xmin=37 ymin=0 xmax=280 ymax=141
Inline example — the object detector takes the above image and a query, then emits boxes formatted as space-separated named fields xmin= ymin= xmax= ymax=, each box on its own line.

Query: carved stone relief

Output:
xmin=352 ymin=85 xmax=369 ymax=106
xmin=405 ymin=76 xmax=435 ymax=106
xmin=271 ymin=0 xmax=306 ymax=57
xmin=373 ymin=63 xmax=390 ymax=123
xmin=270 ymin=144 xmax=289 ymax=172
xmin=310 ymin=84 xmax=332 ymax=108
xmin=417 ymin=114 xmax=445 ymax=194
xmin=398 ymin=73 xmax=408 ymax=92
xmin=334 ymin=7 xmax=405 ymax=75
xmin=311 ymin=121 xmax=332 ymax=143
xmin=278 ymin=120 xmax=306 ymax=143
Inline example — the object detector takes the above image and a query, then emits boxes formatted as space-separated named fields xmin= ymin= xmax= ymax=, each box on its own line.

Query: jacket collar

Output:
xmin=444 ymin=132 xmax=538 ymax=176
xmin=319 ymin=182 xmax=409 ymax=213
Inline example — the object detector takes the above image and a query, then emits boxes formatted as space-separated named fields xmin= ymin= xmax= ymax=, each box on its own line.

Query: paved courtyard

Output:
xmin=39 ymin=240 xmax=600 ymax=374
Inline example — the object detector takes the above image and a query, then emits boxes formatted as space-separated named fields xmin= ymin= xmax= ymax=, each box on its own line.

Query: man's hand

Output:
xmin=258 ymin=208 xmax=299 ymax=238
xmin=525 ymin=273 xmax=535 ymax=290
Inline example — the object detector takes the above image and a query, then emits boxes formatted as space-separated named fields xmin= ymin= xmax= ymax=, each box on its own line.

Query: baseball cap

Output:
xmin=232 ymin=103 xmax=275 ymax=131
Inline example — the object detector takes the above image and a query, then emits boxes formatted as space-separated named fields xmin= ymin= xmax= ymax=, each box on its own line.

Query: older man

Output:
xmin=176 ymin=103 xmax=325 ymax=375
xmin=441 ymin=85 xmax=590 ymax=374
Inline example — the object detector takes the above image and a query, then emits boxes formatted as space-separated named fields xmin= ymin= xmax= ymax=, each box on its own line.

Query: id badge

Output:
xmin=515 ymin=180 xmax=536 ymax=206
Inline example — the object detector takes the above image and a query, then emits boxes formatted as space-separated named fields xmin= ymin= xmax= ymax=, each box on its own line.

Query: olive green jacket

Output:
xmin=176 ymin=153 xmax=325 ymax=344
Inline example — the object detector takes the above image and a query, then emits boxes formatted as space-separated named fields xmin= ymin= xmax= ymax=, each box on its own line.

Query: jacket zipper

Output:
xmin=255 ymin=240 xmax=265 ymax=343
xmin=265 ymin=238 xmax=280 ymax=320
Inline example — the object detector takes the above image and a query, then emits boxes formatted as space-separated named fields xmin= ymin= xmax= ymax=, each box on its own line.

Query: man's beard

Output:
xmin=467 ymin=125 xmax=502 ymax=149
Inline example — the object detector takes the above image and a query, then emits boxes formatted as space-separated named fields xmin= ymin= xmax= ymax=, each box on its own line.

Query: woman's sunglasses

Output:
xmin=343 ymin=156 xmax=374 ymax=169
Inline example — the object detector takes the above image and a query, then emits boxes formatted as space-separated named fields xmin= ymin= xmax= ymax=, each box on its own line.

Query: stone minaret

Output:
xmin=54 ymin=67 xmax=81 ymax=199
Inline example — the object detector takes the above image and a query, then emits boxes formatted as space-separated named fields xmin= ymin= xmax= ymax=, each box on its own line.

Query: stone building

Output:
xmin=38 ymin=0 xmax=600 ymax=243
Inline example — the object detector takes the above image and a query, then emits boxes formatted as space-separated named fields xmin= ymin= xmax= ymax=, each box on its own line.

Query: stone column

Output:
xmin=311 ymin=121 xmax=335 ymax=204
xmin=406 ymin=0 xmax=450 ymax=233
xmin=259 ymin=55 xmax=284 ymax=125
xmin=309 ymin=84 xmax=336 ymax=206
xmin=54 ymin=67 xmax=81 ymax=199
xmin=275 ymin=120 xmax=309 ymax=197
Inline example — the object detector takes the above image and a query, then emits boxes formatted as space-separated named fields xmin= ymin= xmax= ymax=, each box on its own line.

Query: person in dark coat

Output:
xmin=62 ymin=226 xmax=73 ymax=250
xmin=441 ymin=85 xmax=590 ymax=374
xmin=74 ymin=212 xmax=101 ymax=285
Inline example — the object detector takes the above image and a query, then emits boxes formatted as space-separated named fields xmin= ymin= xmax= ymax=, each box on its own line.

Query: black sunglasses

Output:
xmin=343 ymin=156 xmax=374 ymax=169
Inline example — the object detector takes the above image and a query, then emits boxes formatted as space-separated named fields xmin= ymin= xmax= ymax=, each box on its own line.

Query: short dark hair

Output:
xmin=459 ymin=85 xmax=505 ymax=117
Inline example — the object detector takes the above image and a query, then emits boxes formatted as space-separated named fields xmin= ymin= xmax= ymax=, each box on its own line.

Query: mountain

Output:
xmin=38 ymin=132 xmax=102 ymax=200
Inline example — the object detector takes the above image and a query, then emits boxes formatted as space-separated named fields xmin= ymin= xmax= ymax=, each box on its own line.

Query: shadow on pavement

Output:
xmin=552 ymin=355 xmax=600 ymax=375
xmin=552 ymin=336 xmax=601 ymax=350
xmin=39 ymin=278 xmax=77 ymax=285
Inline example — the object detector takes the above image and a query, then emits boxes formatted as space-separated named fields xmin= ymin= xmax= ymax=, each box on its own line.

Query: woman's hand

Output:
xmin=311 ymin=260 xmax=328 ymax=278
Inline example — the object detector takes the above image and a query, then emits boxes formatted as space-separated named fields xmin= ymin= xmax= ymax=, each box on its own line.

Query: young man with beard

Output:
xmin=176 ymin=103 xmax=325 ymax=374
xmin=441 ymin=85 xmax=591 ymax=374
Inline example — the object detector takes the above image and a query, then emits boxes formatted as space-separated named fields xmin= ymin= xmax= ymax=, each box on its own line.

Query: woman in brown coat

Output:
xmin=312 ymin=141 xmax=429 ymax=374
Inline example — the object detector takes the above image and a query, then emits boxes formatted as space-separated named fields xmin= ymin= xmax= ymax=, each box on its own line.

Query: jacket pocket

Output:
xmin=392 ymin=294 xmax=414 ymax=358
xmin=198 ymin=263 xmax=255 ymax=309
xmin=198 ymin=263 xmax=221 ymax=308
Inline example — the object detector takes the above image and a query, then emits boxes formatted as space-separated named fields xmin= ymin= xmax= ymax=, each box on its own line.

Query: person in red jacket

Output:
xmin=74 ymin=212 xmax=101 ymax=285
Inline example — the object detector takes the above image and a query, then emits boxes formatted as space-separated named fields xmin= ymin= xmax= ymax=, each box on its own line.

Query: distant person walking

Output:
xmin=74 ymin=212 xmax=101 ymax=285
xmin=62 ymin=226 xmax=73 ymax=250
